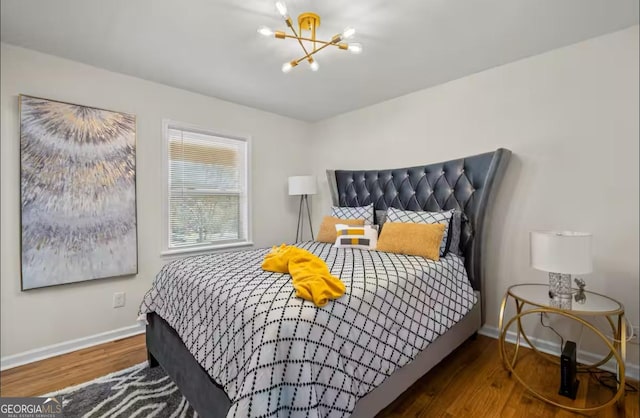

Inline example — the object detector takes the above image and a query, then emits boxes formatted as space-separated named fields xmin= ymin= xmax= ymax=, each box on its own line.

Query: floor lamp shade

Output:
xmin=288 ymin=176 xmax=316 ymax=242
xmin=288 ymin=176 xmax=317 ymax=196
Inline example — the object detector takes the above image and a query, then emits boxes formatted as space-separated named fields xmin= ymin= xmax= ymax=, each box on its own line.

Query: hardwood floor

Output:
xmin=0 ymin=334 xmax=637 ymax=417
xmin=0 ymin=334 xmax=146 ymax=397
xmin=379 ymin=337 xmax=638 ymax=418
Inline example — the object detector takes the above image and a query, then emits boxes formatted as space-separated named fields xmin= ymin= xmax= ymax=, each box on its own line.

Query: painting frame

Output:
xmin=19 ymin=94 xmax=138 ymax=290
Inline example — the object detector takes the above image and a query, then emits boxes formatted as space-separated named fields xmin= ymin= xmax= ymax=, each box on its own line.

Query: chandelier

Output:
xmin=257 ymin=1 xmax=363 ymax=73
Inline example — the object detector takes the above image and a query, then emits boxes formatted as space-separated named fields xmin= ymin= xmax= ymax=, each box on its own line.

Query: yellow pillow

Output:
xmin=316 ymin=216 xmax=365 ymax=243
xmin=376 ymin=222 xmax=446 ymax=261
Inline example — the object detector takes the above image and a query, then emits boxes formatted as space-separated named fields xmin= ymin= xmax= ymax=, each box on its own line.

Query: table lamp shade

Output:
xmin=530 ymin=231 xmax=593 ymax=275
xmin=288 ymin=176 xmax=317 ymax=196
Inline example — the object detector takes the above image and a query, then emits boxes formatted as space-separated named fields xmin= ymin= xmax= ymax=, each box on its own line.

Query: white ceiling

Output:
xmin=1 ymin=0 xmax=638 ymax=121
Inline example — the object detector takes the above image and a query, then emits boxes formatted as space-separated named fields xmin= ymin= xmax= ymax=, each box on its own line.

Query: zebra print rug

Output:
xmin=45 ymin=363 xmax=196 ymax=417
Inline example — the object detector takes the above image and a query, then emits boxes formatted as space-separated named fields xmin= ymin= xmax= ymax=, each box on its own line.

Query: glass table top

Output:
xmin=508 ymin=284 xmax=623 ymax=315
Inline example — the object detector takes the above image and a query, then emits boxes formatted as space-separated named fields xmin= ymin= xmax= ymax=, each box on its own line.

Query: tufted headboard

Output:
xmin=326 ymin=148 xmax=511 ymax=299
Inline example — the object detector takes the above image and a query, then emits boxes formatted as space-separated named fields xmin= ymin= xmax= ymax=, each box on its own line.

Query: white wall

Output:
xmin=310 ymin=26 xmax=639 ymax=369
xmin=0 ymin=43 xmax=310 ymax=356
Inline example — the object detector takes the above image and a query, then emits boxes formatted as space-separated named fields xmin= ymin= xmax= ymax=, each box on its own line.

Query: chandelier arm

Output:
xmin=281 ymin=34 xmax=346 ymax=48
xmin=312 ymin=18 xmax=317 ymax=51
xmin=285 ymin=19 xmax=312 ymax=58
xmin=292 ymin=39 xmax=337 ymax=64
xmin=281 ymin=34 xmax=332 ymax=46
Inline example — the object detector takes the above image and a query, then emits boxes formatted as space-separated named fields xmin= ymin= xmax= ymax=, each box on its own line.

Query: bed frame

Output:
xmin=146 ymin=148 xmax=511 ymax=417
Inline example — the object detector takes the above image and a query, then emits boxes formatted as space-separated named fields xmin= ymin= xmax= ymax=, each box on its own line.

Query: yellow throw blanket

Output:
xmin=261 ymin=244 xmax=345 ymax=307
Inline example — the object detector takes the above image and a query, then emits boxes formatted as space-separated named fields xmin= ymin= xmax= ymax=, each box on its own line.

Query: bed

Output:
xmin=140 ymin=148 xmax=511 ymax=417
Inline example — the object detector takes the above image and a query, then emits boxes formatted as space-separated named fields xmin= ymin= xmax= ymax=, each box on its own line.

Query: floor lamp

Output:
xmin=288 ymin=176 xmax=317 ymax=242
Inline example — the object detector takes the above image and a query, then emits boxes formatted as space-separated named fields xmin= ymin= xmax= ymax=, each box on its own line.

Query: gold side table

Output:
xmin=498 ymin=283 xmax=626 ymax=413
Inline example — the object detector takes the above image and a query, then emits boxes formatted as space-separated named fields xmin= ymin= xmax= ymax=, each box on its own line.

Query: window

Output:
xmin=162 ymin=120 xmax=251 ymax=255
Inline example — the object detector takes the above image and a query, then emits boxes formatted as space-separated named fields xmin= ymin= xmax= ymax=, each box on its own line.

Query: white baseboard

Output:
xmin=0 ymin=323 xmax=145 ymax=371
xmin=479 ymin=325 xmax=639 ymax=381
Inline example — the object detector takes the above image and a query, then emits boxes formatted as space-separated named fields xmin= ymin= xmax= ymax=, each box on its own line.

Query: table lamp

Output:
xmin=530 ymin=231 xmax=593 ymax=299
xmin=288 ymin=176 xmax=317 ymax=242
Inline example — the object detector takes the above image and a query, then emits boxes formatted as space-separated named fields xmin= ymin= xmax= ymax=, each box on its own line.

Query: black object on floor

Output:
xmin=559 ymin=341 xmax=579 ymax=399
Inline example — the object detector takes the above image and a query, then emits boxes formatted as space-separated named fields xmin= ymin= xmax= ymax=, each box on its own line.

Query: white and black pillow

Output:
xmin=375 ymin=210 xmax=388 ymax=228
xmin=333 ymin=224 xmax=378 ymax=250
xmin=385 ymin=207 xmax=455 ymax=256
xmin=331 ymin=204 xmax=374 ymax=225
xmin=448 ymin=211 xmax=464 ymax=256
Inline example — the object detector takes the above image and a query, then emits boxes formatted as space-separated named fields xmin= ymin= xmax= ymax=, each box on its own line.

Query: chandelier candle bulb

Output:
xmin=257 ymin=26 xmax=274 ymax=37
xmin=309 ymin=59 xmax=319 ymax=71
xmin=282 ymin=60 xmax=298 ymax=73
xmin=342 ymin=27 xmax=356 ymax=39
xmin=347 ymin=43 xmax=363 ymax=54
xmin=275 ymin=1 xmax=288 ymax=18
xmin=281 ymin=62 xmax=293 ymax=73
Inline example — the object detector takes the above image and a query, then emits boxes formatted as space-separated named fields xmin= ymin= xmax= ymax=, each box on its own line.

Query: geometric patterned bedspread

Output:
xmin=139 ymin=241 xmax=477 ymax=418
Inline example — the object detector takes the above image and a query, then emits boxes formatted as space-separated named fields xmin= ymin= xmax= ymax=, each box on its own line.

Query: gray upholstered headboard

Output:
xmin=326 ymin=148 xmax=511 ymax=297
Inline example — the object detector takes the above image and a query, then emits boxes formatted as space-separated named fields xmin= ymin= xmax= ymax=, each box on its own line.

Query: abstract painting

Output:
xmin=20 ymin=95 xmax=137 ymax=290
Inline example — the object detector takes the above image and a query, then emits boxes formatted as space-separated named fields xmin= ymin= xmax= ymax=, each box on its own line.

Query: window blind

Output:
xmin=167 ymin=127 xmax=248 ymax=249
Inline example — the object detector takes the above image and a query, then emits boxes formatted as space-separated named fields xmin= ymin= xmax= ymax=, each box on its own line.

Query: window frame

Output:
xmin=161 ymin=119 xmax=252 ymax=256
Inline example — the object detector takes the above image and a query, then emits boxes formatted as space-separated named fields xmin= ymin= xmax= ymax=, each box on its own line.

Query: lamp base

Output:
xmin=549 ymin=271 xmax=573 ymax=309
xmin=550 ymin=295 xmax=573 ymax=310
xmin=548 ymin=272 xmax=573 ymax=299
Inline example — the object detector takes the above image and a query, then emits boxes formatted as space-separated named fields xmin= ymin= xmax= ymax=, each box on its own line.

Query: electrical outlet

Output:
xmin=630 ymin=326 xmax=640 ymax=345
xmin=112 ymin=292 xmax=126 ymax=308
